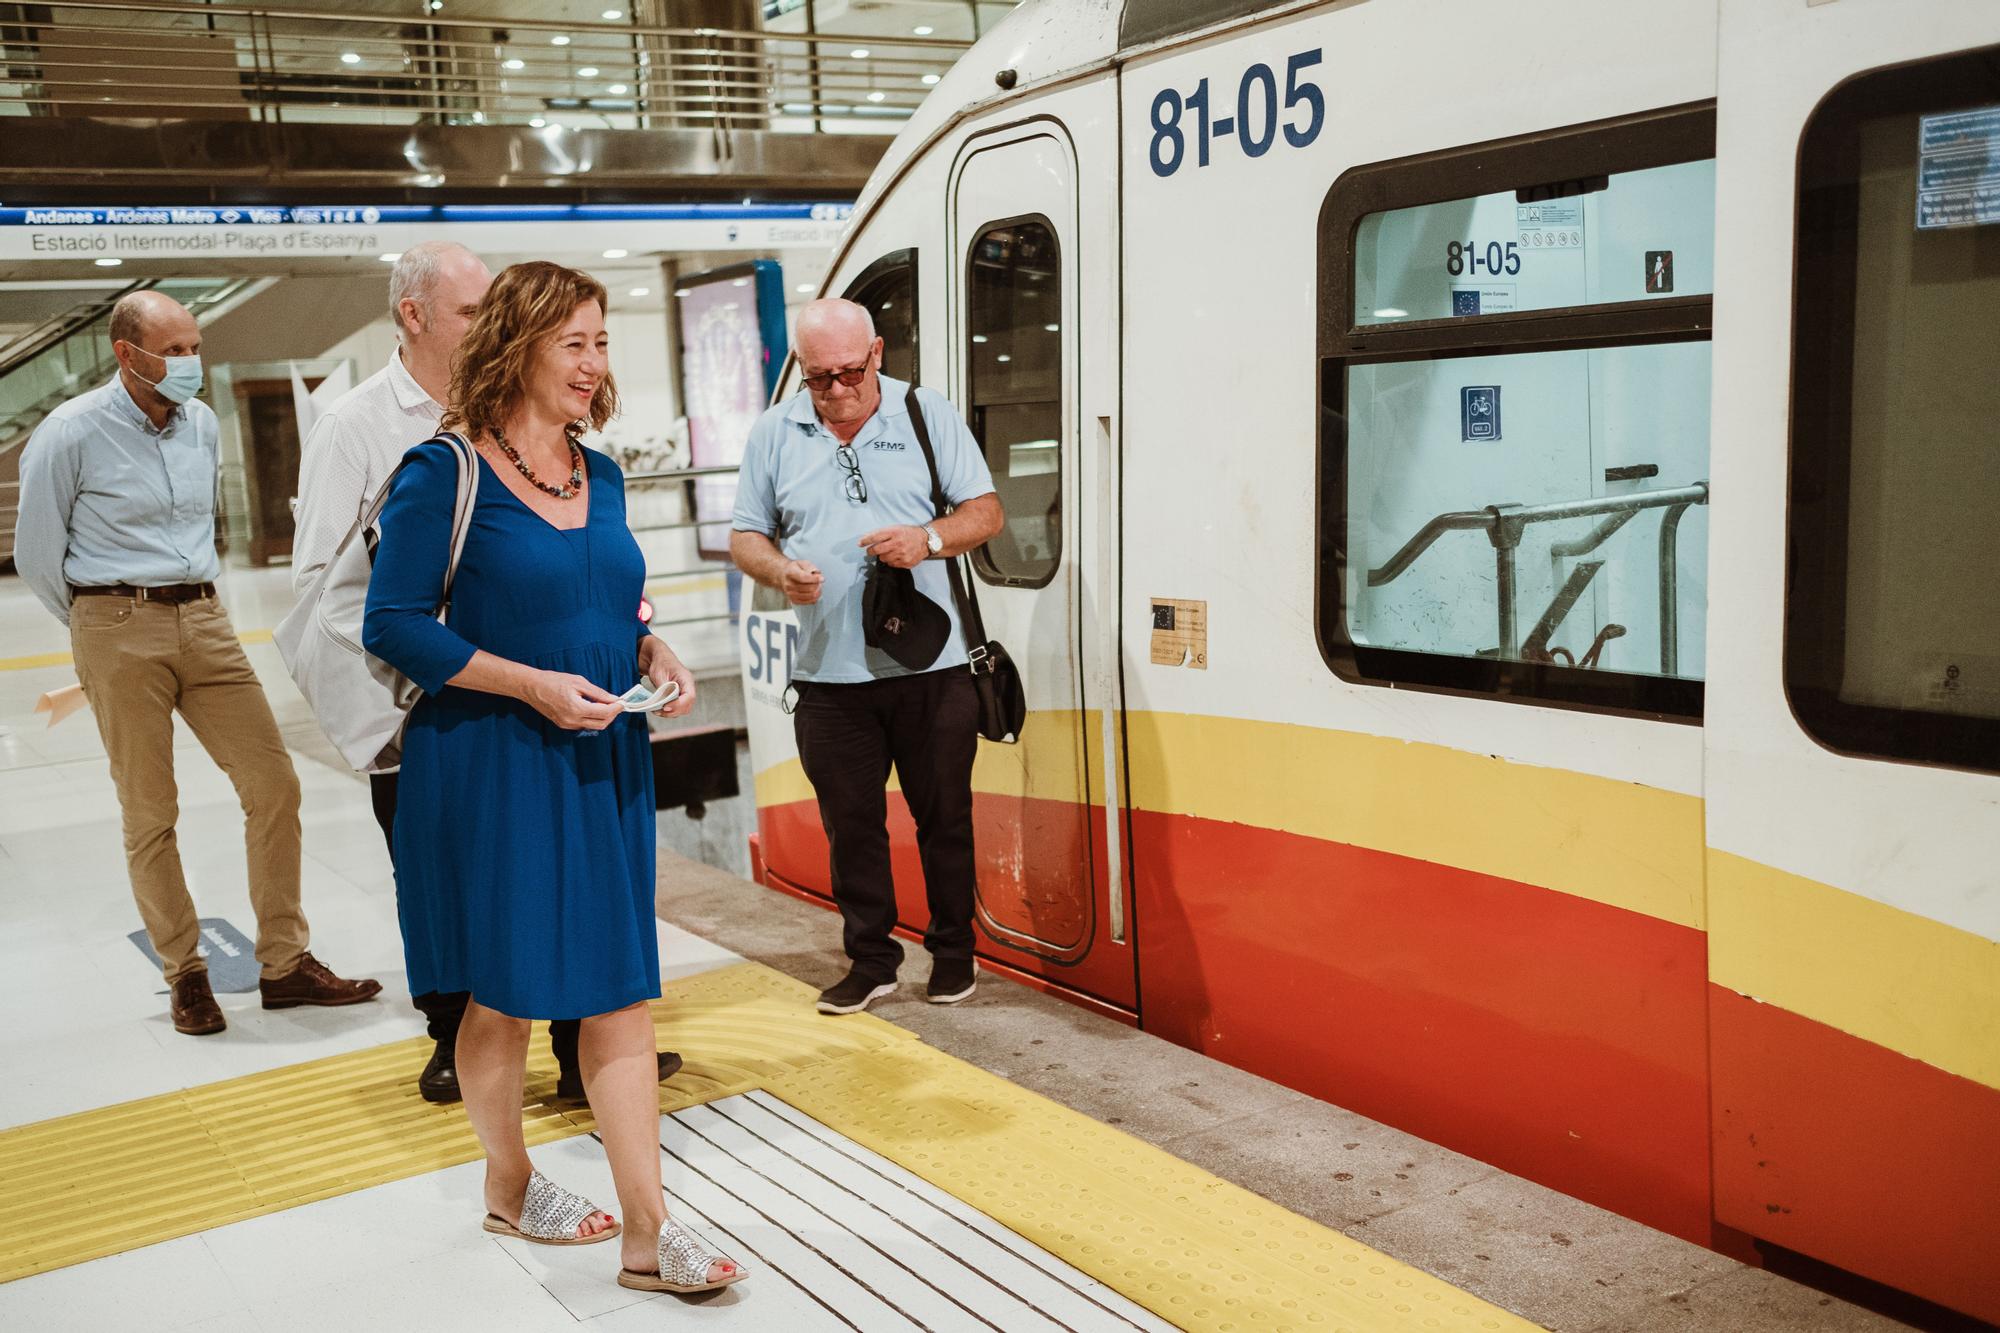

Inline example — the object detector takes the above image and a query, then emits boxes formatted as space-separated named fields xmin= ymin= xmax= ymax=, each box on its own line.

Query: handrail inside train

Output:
xmin=1366 ymin=480 xmax=1711 ymax=666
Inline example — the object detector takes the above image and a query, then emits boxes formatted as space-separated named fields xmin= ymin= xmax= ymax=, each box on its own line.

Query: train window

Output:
xmin=1318 ymin=105 xmax=1715 ymax=718
xmin=966 ymin=217 xmax=1062 ymax=588
xmin=842 ymin=248 xmax=919 ymax=384
xmin=1355 ymin=158 xmax=1714 ymax=325
xmin=1786 ymin=47 xmax=2000 ymax=774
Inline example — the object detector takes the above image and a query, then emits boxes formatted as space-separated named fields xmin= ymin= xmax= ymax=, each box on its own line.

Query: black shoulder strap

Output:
xmin=904 ymin=386 xmax=991 ymax=655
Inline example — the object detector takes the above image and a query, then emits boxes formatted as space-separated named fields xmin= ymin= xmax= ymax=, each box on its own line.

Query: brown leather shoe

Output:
xmin=259 ymin=952 xmax=383 ymax=1009
xmin=170 ymin=972 xmax=226 ymax=1035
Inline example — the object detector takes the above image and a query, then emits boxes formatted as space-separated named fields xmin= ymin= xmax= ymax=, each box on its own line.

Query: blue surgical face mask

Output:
xmin=128 ymin=345 xmax=204 ymax=404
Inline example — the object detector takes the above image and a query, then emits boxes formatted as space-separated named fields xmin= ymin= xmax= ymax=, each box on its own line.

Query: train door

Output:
xmin=1706 ymin=4 xmax=2000 ymax=1323
xmin=942 ymin=110 xmax=1135 ymax=1011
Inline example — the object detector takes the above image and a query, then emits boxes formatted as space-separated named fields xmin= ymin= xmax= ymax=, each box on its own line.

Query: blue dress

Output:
xmin=362 ymin=440 xmax=658 ymax=1020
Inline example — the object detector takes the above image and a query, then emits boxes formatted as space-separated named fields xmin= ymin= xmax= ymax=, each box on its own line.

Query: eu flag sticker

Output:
xmin=1461 ymin=386 xmax=1501 ymax=441
xmin=1451 ymin=289 xmax=1483 ymax=317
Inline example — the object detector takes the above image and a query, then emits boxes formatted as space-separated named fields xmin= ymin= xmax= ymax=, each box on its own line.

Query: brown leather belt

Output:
xmin=70 ymin=582 xmax=217 ymax=604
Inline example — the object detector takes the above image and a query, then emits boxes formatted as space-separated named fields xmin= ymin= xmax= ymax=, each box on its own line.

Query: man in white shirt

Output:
xmin=292 ymin=241 xmax=488 ymax=589
xmin=294 ymin=242 xmax=680 ymax=1103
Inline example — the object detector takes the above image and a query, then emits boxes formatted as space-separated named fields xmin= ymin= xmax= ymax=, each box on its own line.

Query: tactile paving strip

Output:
xmin=768 ymin=1042 xmax=1536 ymax=1333
xmin=0 ymin=962 xmax=911 ymax=1282
xmin=1 ymin=963 xmax=1536 ymax=1331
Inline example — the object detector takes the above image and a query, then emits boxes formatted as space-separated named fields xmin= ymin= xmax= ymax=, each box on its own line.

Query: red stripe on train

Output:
xmin=1125 ymin=807 xmax=1715 ymax=1244
xmin=1709 ymin=985 xmax=2000 ymax=1326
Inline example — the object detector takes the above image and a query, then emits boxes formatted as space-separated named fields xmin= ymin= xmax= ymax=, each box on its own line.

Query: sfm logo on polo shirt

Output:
xmin=870 ymin=440 xmax=907 ymax=451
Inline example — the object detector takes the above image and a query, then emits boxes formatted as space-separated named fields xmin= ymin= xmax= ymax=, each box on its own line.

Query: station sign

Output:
xmin=0 ymin=202 xmax=854 ymax=261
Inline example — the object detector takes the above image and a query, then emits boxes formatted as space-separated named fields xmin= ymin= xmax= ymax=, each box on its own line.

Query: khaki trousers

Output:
xmin=69 ymin=593 xmax=306 ymax=984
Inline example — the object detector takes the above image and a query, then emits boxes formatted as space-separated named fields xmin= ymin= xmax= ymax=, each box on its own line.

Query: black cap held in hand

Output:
xmin=862 ymin=560 xmax=950 ymax=671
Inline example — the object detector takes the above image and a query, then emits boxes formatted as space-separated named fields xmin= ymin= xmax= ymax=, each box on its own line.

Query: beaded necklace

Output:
xmin=493 ymin=426 xmax=585 ymax=500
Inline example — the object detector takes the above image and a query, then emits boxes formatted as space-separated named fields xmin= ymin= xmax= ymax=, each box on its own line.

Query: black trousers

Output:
xmin=370 ymin=771 xmax=583 ymax=1065
xmin=792 ymin=667 xmax=979 ymax=982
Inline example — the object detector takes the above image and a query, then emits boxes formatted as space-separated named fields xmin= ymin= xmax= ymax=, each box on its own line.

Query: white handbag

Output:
xmin=275 ymin=432 xmax=477 ymax=773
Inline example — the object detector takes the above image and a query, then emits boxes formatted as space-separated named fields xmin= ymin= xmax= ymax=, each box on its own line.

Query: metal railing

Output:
xmin=0 ymin=0 xmax=969 ymax=130
xmin=1367 ymin=482 xmax=1710 ymax=673
xmin=625 ymin=462 xmax=743 ymax=631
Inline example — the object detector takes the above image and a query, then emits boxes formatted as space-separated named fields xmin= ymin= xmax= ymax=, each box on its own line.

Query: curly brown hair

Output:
xmin=441 ymin=261 xmax=618 ymax=441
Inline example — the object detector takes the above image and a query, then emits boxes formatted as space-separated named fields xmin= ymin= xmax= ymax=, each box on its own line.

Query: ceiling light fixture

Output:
xmin=850 ymin=48 xmax=869 ymax=59
xmin=913 ymin=25 xmax=933 ymax=36
xmin=94 ymin=257 xmax=122 ymax=267
xmin=551 ymin=34 xmax=571 ymax=46
xmin=629 ymin=286 xmax=650 ymax=296
xmin=503 ymin=58 xmax=524 ymax=70
xmin=602 ymin=8 xmax=623 ymax=18
xmin=529 ymin=116 xmax=547 ymax=127
xmin=577 ymin=66 xmax=599 ymax=77
xmin=608 ymin=83 xmax=628 ymax=94
xmin=602 ymin=248 xmax=629 ymax=258
xmin=795 ymin=283 xmax=813 ymax=293
xmin=340 ymin=51 xmax=360 ymax=64
xmin=380 ymin=252 xmax=402 ymax=262
xmin=921 ymin=73 xmax=940 ymax=85
xmin=867 ymin=91 xmax=885 ymax=103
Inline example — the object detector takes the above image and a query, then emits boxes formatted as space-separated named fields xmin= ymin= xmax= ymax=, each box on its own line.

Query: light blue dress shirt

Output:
xmin=13 ymin=376 xmax=222 ymax=626
xmin=732 ymin=375 xmax=996 ymax=683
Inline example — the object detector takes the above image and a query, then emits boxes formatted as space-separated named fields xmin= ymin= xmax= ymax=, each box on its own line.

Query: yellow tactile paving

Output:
xmin=0 ymin=962 xmax=911 ymax=1283
xmin=0 ymin=961 xmax=1533 ymax=1332
xmin=769 ymin=1041 xmax=1535 ymax=1333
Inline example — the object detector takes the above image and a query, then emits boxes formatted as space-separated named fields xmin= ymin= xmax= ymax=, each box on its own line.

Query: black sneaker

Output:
xmin=816 ymin=969 xmax=898 ymax=1015
xmin=417 ymin=1041 xmax=460 ymax=1104
xmin=926 ymin=959 xmax=977 ymax=1005
xmin=554 ymin=1050 xmax=685 ymax=1102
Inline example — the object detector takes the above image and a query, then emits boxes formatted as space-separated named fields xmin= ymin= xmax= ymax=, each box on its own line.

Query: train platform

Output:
xmin=0 ymin=567 xmax=1916 ymax=1331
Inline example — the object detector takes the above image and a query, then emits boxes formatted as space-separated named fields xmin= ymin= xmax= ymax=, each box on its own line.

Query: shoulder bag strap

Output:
xmin=434 ymin=431 xmax=477 ymax=620
xmin=904 ymin=386 xmax=993 ymax=662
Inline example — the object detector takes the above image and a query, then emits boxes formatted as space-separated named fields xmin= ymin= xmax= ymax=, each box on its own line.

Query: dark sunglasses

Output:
xmin=802 ymin=364 xmax=870 ymax=392
xmin=835 ymin=444 xmax=867 ymax=503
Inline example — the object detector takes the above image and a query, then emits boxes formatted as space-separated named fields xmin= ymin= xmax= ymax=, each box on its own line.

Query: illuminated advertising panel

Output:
xmin=676 ymin=259 xmax=788 ymax=559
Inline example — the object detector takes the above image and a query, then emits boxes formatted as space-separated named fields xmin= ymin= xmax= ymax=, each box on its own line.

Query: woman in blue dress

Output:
xmin=364 ymin=262 xmax=745 ymax=1294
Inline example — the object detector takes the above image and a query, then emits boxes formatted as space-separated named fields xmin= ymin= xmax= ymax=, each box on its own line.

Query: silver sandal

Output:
xmin=482 ymin=1169 xmax=620 ymax=1246
xmin=616 ymin=1215 xmax=749 ymax=1293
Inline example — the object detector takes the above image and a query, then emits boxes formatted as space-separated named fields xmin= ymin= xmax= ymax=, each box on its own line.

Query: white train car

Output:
xmin=738 ymin=1 xmax=2000 ymax=1320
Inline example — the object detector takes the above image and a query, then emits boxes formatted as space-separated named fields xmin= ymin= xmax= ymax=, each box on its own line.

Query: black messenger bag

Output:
xmin=905 ymin=386 xmax=1026 ymax=744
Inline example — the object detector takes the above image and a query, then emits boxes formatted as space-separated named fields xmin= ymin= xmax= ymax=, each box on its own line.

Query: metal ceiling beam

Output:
xmin=0 ymin=118 xmax=886 ymax=198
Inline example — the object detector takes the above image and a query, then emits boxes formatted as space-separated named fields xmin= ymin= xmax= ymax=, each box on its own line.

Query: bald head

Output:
xmin=795 ymin=298 xmax=883 ymax=430
xmin=108 ymin=289 xmax=196 ymax=353
xmin=796 ymin=298 xmax=875 ymax=361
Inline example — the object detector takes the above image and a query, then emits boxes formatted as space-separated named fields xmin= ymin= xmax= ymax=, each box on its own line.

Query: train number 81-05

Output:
xmin=1149 ymin=49 xmax=1325 ymax=178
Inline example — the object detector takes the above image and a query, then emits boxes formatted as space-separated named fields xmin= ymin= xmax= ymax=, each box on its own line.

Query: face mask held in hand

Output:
xmin=127 ymin=344 xmax=205 ymax=405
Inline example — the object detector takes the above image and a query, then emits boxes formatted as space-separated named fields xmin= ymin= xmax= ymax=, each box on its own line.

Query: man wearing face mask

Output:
xmin=14 ymin=289 xmax=381 ymax=1036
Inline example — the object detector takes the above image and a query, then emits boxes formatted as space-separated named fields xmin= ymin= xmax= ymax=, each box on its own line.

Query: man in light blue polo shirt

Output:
xmin=731 ymin=298 xmax=1003 ymax=1015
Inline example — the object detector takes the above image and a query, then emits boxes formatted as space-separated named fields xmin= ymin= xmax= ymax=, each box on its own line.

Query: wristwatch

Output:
xmin=921 ymin=523 xmax=943 ymax=556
